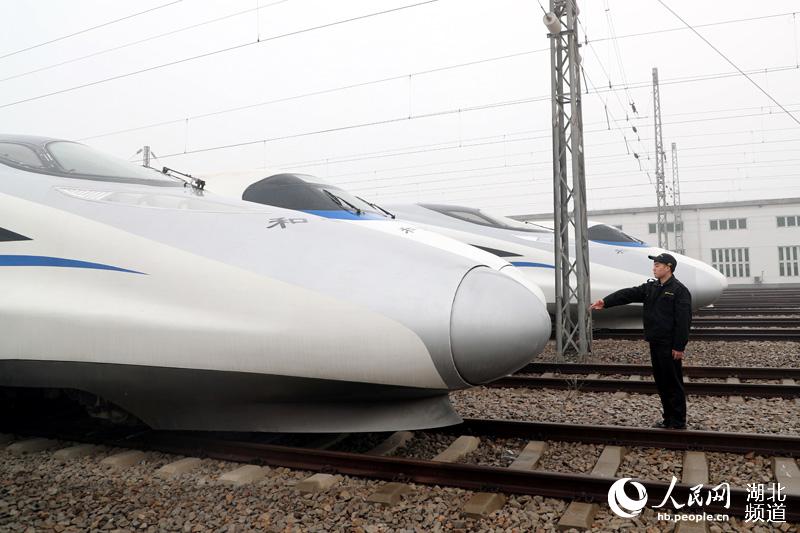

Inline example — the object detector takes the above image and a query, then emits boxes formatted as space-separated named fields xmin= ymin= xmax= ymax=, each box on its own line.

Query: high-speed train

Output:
xmin=0 ymin=135 xmax=552 ymax=433
xmin=383 ymin=203 xmax=728 ymax=326
xmin=201 ymin=171 xmax=722 ymax=329
xmin=200 ymin=170 xmax=547 ymax=303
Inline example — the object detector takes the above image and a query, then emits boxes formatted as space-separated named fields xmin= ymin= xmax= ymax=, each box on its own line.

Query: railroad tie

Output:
xmin=366 ymin=432 xmax=418 ymax=506
xmin=6 ymin=438 xmax=59 ymax=456
xmin=772 ymin=458 xmax=800 ymax=496
xmin=629 ymin=375 xmax=642 ymax=381
xmin=676 ymin=451 xmax=710 ymax=533
xmin=508 ymin=441 xmax=547 ymax=470
xmin=218 ymin=465 xmax=266 ymax=487
xmin=783 ymin=379 xmax=796 ymax=386
xmin=53 ymin=444 xmax=100 ymax=462
xmin=557 ymin=446 xmax=626 ymax=531
xmin=365 ymin=431 xmax=414 ymax=456
xmin=295 ymin=473 xmax=341 ymax=493
xmin=100 ymin=450 xmax=146 ymax=470
xmin=541 ymin=372 xmax=556 ymax=378
xmin=367 ymin=483 xmax=414 ymax=506
xmin=726 ymin=377 xmax=745 ymax=403
xmin=433 ymin=435 xmax=480 ymax=463
xmin=586 ymin=373 xmax=600 ymax=380
xmin=156 ymin=457 xmax=203 ymax=479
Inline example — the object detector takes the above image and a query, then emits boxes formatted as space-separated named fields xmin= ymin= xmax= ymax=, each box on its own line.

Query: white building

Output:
xmin=515 ymin=197 xmax=800 ymax=286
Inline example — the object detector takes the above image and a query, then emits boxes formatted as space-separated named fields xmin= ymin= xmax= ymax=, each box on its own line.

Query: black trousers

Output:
xmin=649 ymin=341 xmax=686 ymax=425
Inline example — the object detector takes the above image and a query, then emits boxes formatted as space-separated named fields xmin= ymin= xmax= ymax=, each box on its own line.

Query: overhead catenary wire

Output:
xmin=657 ymin=0 xmax=800 ymax=127
xmin=0 ymin=0 xmax=184 ymax=61
xmin=0 ymin=0 xmax=291 ymax=84
xmin=0 ymin=0 xmax=442 ymax=111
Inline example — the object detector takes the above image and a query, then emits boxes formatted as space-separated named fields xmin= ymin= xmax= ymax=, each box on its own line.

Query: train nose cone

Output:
xmin=450 ymin=268 xmax=551 ymax=384
xmin=693 ymin=265 xmax=728 ymax=307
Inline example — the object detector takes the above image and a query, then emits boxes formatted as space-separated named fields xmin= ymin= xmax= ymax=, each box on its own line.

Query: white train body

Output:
xmin=385 ymin=204 xmax=728 ymax=329
xmin=0 ymin=136 xmax=552 ymax=432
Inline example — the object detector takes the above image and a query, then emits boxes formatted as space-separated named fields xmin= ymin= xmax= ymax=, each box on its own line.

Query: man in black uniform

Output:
xmin=590 ymin=253 xmax=692 ymax=429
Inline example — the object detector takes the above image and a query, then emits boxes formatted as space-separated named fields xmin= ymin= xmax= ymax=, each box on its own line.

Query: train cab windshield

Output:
xmin=242 ymin=174 xmax=388 ymax=217
xmin=421 ymin=204 xmax=551 ymax=233
xmin=0 ymin=140 xmax=180 ymax=186
xmin=588 ymin=223 xmax=646 ymax=245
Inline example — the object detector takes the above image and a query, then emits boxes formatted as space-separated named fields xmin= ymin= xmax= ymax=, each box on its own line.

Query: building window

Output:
xmin=649 ymin=222 xmax=683 ymax=233
xmin=779 ymin=246 xmax=800 ymax=277
xmin=779 ymin=215 xmax=799 ymax=227
xmin=711 ymin=247 xmax=750 ymax=278
xmin=710 ymin=218 xmax=747 ymax=230
xmin=789 ymin=216 xmax=798 ymax=227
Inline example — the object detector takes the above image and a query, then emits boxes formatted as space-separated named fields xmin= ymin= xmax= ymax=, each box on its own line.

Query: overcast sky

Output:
xmin=2 ymin=0 xmax=799 ymax=215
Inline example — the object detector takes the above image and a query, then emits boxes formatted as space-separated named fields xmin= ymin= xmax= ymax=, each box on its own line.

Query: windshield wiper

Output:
xmin=356 ymin=196 xmax=395 ymax=219
xmin=161 ymin=166 xmax=206 ymax=191
xmin=323 ymin=189 xmax=362 ymax=215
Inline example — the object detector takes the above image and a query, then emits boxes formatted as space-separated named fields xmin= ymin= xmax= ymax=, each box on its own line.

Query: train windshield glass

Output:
xmin=423 ymin=204 xmax=549 ymax=233
xmin=588 ymin=224 xmax=646 ymax=244
xmin=45 ymin=142 xmax=180 ymax=185
xmin=242 ymin=174 xmax=387 ymax=216
xmin=0 ymin=143 xmax=46 ymax=169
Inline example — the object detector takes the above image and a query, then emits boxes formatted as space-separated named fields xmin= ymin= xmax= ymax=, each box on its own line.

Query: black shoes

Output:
xmin=670 ymin=422 xmax=687 ymax=430
xmin=652 ymin=420 xmax=669 ymax=428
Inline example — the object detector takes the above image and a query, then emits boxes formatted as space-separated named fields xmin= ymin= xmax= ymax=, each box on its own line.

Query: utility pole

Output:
xmin=671 ymin=142 xmax=684 ymax=254
xmin=544 ymin=0 xmax=592 ymax=359
xmin=652 ymin=67 xmax=669 ymax=250
xmin=142 ymin=145 xmax=152 ymax=168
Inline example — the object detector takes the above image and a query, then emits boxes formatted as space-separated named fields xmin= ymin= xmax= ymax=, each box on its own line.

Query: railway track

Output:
xmin=594 ymin=328 xmax=800 ymax=341
xmin=4 ymin=417 xmax=800 ymax=521
xmin=490 ymin=375 xmax=800 ymax=398
xmin=518 ymin=362 xmax=800 ymax=380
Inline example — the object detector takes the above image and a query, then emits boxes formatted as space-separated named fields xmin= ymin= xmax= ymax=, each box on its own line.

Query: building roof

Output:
xmin=512 ymin=196 xmax=800 ymax=220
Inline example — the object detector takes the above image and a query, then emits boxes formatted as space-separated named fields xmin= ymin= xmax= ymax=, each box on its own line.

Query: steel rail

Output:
xmin=489 ymin=376 xmax=800 ymax=398
xmin=134 ymin=432 xmax=798 ymax=521
xmin=5 ymin=417 xmax=800 ymax=520
xmin=594 ymin=329 xmax=800 ymax=340
xmin=517 ymin=362 xmax=800 ymax=380
xmin=690 ymin=318 xmax=800 ymax=327
xmin=695 ymin=309 xmax=800 ymax=316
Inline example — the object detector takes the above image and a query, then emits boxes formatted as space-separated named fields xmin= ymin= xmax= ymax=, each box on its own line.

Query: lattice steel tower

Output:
xmin=545 ymin=0 xmax=592 ymax=358
xmin=652 ymin=67 xmax=669 ymax=249
xmin=671 ymin=142 xmax=684 ymax=254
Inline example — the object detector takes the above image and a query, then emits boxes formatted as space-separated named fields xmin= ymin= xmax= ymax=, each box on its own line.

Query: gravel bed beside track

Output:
xmin=707 ymin=452 xmax=775 ymax=487
xmin=2 ymin=447 xmax=795 ymax=532
xmin=616 ymin=447 xmax=683 ymax=482
xmin=534 ymin=441 xmax=602 ymax=474
xmin=450 ymin=388 xmax=800 ymax=434
xmin=536 ymin=339 xmax=800 ymax=368
xmin=389 ymin=432 xmax=457 ymax=460
xmin=459 ymin=437 xmax=527 ymax=468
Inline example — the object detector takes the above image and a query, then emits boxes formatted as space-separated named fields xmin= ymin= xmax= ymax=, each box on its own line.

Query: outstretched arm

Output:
xmin=592 ymin=283 xmax=648 ymax=310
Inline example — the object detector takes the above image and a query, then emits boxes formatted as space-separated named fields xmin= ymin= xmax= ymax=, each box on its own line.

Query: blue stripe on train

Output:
xmin=0 ymin=255 xmax=145 ymax=274
xmin=510 ymin=261 xmax=556 ymax=269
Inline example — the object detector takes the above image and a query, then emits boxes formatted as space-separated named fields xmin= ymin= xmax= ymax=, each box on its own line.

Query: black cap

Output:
xmin=648 ymin=252 xmax=677 ymax=271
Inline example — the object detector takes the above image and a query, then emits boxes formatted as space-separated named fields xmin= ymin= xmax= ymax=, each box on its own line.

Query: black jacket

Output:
xmin=602 ymin=276 xmax=692 ymax=351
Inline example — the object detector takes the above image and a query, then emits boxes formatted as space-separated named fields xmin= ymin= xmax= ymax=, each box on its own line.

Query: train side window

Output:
xmin=0 ymin=142 xmax=44 ymax=168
